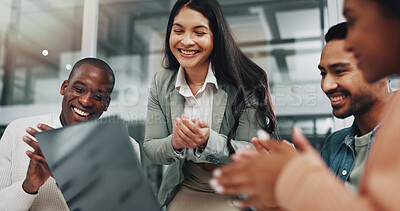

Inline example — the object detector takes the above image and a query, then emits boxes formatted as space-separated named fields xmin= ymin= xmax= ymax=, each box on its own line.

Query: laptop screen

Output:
xmin=36 ymin=117 xmax=160 ymax=211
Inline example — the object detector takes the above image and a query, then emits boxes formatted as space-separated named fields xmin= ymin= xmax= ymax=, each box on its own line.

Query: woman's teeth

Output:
xmin=181 ymin=50 xmax=197 ymax=55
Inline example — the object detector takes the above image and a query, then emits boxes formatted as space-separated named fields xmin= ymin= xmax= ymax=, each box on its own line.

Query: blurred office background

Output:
xmin=2 ymin=0 xmax=390 ymax=196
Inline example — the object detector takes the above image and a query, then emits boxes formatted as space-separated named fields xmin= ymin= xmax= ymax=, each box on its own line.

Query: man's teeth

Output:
xmin=73 ymin=107 xmax=89 ymax=117
xmin=331 ymin=95 xmax=345 ymax=102
xmin=181 ymin=50 xmax=197 ymax=55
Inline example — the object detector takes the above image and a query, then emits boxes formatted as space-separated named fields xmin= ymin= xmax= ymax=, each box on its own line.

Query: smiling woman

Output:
xmin=169 ymin=6 xmax=213 ymax=83
xmin=143 ymin=0 xmax=276 ymax=210
xmin=343 ymin=0 xmax=400 ymax=83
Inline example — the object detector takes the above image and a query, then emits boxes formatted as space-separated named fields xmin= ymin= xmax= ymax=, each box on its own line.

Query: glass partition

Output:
xmin=0 ymin=0 xmax=333 ymax=198
xmin=0 ymin=0 xmax=83 ymax=122
xmin=97 ymin=0 xmax=331 ymax=194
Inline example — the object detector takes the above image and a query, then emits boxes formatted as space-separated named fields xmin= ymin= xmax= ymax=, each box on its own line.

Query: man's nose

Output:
xmin=78 ymin=92 xmax=94 ymax=107
xmin=321 ymin=75 xmax=338 ymax=94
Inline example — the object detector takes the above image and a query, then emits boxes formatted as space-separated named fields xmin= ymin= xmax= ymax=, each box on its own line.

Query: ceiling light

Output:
xmin=66 ymin=64 xmax=72 ymax=70
xmin=42 ymin=49 xmax=49 ymax=56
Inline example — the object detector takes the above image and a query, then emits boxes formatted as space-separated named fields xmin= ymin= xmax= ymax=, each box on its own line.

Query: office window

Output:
xmin=96 ymin=0 xmax=331 ymax=194
xmin=0 ymin=0 xmax=83 ymax=106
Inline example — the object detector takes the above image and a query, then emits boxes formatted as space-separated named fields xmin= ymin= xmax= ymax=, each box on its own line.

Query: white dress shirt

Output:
xmin=52 ymin=113 xmax=63 ymax=129
xmin=174 ymin=64 xmax=218 ymax=162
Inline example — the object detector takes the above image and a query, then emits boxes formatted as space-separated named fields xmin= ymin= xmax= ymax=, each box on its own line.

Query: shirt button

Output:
xmin=342 ymin=170 xmax=348 ymax=176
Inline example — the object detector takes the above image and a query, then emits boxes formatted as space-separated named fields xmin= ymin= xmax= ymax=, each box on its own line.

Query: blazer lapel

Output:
xmin=169 ymin=90 xmax=185 ymax=125
xmin=212 ymin=85 xmax=227 ymax=133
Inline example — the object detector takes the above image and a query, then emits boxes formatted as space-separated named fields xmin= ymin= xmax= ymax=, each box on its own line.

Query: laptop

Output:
xmin=35 ymin=116 xmax=160 ymax=211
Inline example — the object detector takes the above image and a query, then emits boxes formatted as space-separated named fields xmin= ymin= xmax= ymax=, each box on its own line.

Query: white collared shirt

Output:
xmin=174 ymin=63 xmax=218 ymax=162
xmin=52 ymin=113 xmax=63 ymax=129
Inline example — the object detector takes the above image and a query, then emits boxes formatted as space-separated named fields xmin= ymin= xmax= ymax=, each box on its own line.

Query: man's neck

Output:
xmin=355 ymin=99 xmax=389 ymax=136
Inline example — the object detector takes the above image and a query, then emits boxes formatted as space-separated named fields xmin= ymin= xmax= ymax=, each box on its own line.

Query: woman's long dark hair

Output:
xmin=163 ymin=0 xmax=276 ymax=156
xmin=371 ymin=0 xmax=400 ymax=20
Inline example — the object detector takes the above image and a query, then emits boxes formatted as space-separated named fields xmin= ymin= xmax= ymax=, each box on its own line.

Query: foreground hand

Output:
xmin=231 ymin=145 xmax=262 ymax=162
xmin=171 ymin=114 xmax=210 ymax=149
xmin=232 ymin=130 xmax=294 ymax=161
xmin=210 ymin=129 xmax=300 ymax=210
xmin=22 ymin=123 xmax=54 ymax=194
xmin=253 ymin=130 xmax=295 ymax=153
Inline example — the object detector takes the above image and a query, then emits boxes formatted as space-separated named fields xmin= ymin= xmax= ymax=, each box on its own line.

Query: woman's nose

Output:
xmin=181 ymin=33 xmax=195 ymax=46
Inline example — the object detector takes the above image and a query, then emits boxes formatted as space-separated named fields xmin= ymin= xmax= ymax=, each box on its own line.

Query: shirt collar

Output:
xmin=343 ymin=120 xmax=379 ymax=152
xmin=52 ymin=113 xmax=63 ymax=129
xmin=175 ymin=62 xmax=218 ymax=90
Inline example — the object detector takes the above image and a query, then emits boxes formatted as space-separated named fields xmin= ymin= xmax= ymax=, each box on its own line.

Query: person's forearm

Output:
xmin=143 ymin=135 xmax=180 ymax=165
xmin=275 ymin=152 xmax=373 ymax=211
xmin=199 ymin=129 xmax=251 ymax=163
xmin=0 ymin=181 xmax=36 ymax=211
xmin=22 ymin=179 xmax=40 ymax=194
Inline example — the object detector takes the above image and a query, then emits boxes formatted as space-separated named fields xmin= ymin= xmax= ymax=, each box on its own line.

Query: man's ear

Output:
xmin=60 ymin=80 xmax=68 ymax=95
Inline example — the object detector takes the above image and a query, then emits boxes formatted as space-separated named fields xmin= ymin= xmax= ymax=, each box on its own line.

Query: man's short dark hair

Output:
xmin=325 ymin=22 xmax=347 ymax=43
xmin=68 ymin=57 xmax=115 ymax=92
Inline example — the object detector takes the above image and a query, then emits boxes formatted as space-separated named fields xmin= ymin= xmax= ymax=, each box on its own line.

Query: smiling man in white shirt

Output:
xmin=0 ymin=57 xmax=140 ymax=211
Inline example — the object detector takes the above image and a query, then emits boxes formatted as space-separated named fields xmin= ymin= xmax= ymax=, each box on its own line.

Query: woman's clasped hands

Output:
xmin=171 ymin=114 xmax=210 ymax=150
